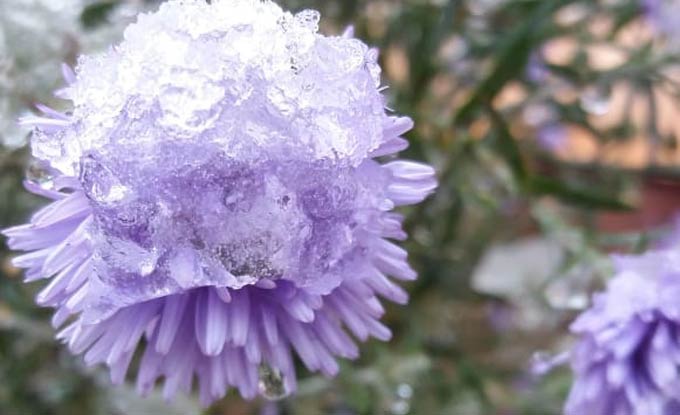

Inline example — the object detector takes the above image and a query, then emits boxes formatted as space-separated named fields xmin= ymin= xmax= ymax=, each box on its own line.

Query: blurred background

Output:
xmin=2 ymin=0 xmax=680 ymax=414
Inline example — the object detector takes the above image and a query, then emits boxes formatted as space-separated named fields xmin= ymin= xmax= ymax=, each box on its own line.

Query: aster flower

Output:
xmin=565 ymin=249 xmax=680 ymax=415
xmin=3 ymin=0 xmax=436 ymax=406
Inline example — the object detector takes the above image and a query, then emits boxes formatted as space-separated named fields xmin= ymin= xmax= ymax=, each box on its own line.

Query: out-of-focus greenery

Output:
xmin=2 ymin=0 xmax=679 ymax=414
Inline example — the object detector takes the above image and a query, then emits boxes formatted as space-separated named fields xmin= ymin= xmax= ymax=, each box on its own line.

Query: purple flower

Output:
xmin=537 ymin=123 xmax=567 ymax=152
xmin=657 ymin=214 xmax=680 ymax=250
xmin=566 ymin=249 xmax=680 ymax=415
xmin=3 ymin=0 xmax=436 ymax=406
xmin=643 ymin=0 xmax=680 ymax=40
xmin=526 ymin=52 xmax=549 ymax=83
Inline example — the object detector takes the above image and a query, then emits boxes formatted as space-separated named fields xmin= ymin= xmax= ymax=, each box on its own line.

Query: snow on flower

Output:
xmin=3 ymin=0 xmax=436 ymax=406
xmin=566 ymin=249 xmax=680 ymax=415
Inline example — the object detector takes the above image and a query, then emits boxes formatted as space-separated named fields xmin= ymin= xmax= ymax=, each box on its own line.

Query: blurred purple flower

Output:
xmin=644 ymin=0 xmax=680 ymax=40
xmin=657 ymin=214 xmax=680 ymax=250
xmin=566 ymin=249 xmax=680 ymax=415
xmin=537 ymin=123 xmax=567 ymax=152
xmin=3 ymin=0 xmax=436 ymax=406
xmin=486 ymin=301 xmax=515 ymax=333
xmin=526 ymin=52 xmax=550 ymax=83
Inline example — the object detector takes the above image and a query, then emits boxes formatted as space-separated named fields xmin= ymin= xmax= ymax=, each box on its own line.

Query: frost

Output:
xmin=34 ymin=0 xmax=386 ymax=171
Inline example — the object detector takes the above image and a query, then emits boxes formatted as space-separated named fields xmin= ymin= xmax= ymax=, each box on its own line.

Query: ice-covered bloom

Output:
xmin=566 ymin=249 xmax=680 ymax=415
xmin=3 ymin=0 xmax=436 ymax=406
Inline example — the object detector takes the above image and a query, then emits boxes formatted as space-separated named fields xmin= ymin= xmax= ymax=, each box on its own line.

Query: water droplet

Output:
xmin=545 ymin=278 xmax=588 ymax=310
xmin=580 ymin=86 xmax=611 ymax=116
xmin=80 ymin=154 xmax=129 ymax=204
xmin=390 ymin=400 xmax=410 ymax=415
xmin=25 ymin=159 xmax=55 ymax=189
xmin=258 ymin=365 xmax=289 ymax=401
xmin=396 ymin=383 xmax=413 ymax=400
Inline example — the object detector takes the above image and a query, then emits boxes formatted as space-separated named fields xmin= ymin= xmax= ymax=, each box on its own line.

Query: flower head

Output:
xmin=3 ymin=0 xmax=436 ymax=405
xmin=566 ymin=249 xmax=680 ymax=415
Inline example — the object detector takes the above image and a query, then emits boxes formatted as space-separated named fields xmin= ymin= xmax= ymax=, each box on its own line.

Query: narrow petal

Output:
xmin=195 ymin=289 xmax=228 ymax=356
xmin=156 ymin=294 xmax=189 ymax=354
xmin=229 ymin=290 xmax=250 ymax=347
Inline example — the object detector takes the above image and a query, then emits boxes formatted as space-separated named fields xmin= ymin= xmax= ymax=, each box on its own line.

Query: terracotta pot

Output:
xmin=596 ymin=176 xmax=680 ymax=233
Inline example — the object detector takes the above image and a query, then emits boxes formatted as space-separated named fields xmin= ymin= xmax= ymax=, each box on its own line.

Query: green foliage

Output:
xmin=81 ymin=1 xmax=120 ymax=29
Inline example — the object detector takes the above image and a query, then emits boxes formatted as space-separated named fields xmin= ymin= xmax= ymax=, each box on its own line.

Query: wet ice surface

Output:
xmin=81 ymin=144 xmax=389 ymax=323
xmin=29 ymin=1 xmax=396 ymax=322
xmin=37 ymin=1 xmax=385 ymax=176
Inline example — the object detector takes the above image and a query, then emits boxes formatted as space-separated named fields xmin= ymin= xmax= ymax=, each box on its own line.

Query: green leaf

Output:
xmin=454 ymin=0 xmax=571 ymax=125
xmin=526 ymin=176 xmax=634 ymax=211
xmin=81 ymin=1 xmax=119 ymax=29
xmin=487 ymin=108 xmax=527 ymax=181
xmin=609 ymin=2 xmax=643 ymax=37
